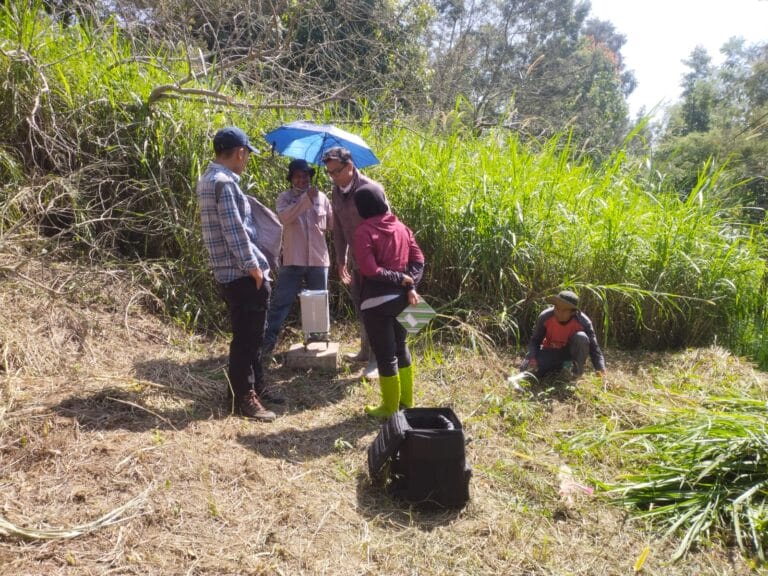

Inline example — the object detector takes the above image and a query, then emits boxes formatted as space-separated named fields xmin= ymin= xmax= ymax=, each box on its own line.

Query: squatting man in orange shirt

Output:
xmin=520 ymin=290 xmax=606 ymax=378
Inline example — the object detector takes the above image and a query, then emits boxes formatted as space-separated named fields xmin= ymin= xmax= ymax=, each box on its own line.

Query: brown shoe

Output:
xmin=236 ymin=390 xmax=276 ymax=422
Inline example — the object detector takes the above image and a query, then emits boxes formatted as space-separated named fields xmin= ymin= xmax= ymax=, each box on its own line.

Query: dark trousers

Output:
xmin=361 ymin=294 xmax=411 ymax=378
xmin=534 ymin=332 xmax=589 ymax=376
xmin=219 ymin=276 xmax=271 ymax=398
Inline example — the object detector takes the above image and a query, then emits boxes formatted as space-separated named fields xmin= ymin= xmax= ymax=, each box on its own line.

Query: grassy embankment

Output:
xmin=1 ymin=4 xmax=768 ymax=572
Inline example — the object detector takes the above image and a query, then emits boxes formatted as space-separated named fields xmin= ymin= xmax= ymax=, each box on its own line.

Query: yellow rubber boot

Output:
xmin=365 ymin=374 xmax=400 ymax=419
xmin=398 ymin=365 xmax=414 ymax=408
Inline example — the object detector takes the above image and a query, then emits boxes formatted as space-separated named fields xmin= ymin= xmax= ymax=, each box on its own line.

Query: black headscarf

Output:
xmin=354 ymin=182 xmax=388 ymax=219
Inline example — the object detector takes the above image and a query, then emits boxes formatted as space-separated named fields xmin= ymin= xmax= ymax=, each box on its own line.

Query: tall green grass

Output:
xmin=374 ymin=125 xmax=768 ymax=358
xmin=0 ymin=2 xmax=283 ymax=328
xmin=1 ymin=4 xmax=767 ymax=363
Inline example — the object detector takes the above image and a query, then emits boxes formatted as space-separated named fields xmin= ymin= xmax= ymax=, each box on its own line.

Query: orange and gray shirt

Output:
xmin=526 ymin=307 xmax=606 ymax=371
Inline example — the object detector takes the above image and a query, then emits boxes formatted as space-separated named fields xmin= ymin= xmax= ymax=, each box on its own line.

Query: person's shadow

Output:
xmin=52 ymin=356 xmax=234 ymax=432
xmin=237 ymin=415 xmax=375 ymax=460
xmin=265 ymin=358 xmax=364 ymax=411
xmin=238 ymin=414 xmax=468 ymax=529
xmin=52 ymin=353 xmax=369 ymax=433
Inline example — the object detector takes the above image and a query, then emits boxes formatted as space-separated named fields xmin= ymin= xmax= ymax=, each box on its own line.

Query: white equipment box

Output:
xmin=298 ymin=289 xmax=330 ymax=346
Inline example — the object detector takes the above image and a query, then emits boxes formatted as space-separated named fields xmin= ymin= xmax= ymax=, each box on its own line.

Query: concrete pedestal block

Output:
xmin=285 ymin=341 xmax=339 ymax=371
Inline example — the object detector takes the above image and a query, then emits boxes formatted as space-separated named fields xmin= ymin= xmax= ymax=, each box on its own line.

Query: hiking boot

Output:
xmin=236 ymin=390 xmax=276 ymax=422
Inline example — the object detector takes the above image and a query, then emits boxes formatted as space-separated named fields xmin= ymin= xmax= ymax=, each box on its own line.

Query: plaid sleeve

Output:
xmin=215 ymin=181 xmax=264 ymax=271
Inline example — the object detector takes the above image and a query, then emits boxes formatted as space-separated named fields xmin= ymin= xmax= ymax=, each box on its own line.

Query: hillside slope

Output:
xmin=0 ymin=244 xmax=766 ymax=575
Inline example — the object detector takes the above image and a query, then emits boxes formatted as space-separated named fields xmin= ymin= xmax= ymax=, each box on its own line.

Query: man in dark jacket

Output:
xmin=322 ymin=146 xmax=386 ymax=378
xmin=522 ymin=290 xmax=606 ymax=378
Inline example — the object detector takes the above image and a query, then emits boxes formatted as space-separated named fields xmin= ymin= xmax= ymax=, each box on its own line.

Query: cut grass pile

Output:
xmin=568 ymin=392 xmax=768 ymax=563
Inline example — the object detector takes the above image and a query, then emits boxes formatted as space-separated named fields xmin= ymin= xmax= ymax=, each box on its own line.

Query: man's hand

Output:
xmin=249 ymin=267 xmax=264 ymax=289
xmin=407 ymin=290 xmax=419 ymax=305
xmin=597 ymin=369 xmax=609 ymax=392
xmin=307 ymin=186 xmax=319 ymax=200
xmin=338 ymin=263 xmax=352 ymax=285
xmin=402 ymin=274 xmax=414 ymax=287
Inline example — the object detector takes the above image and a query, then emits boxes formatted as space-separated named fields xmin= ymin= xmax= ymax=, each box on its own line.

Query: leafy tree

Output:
xmin=280 ymin=0 xmax=433 ymax=115
xmin=427 ymin=0 xmax=587 ymax=127
xmin=583 ymin=17 xmax=636 ymax=96
xmin=654 ymin=40 xmax=768 ymax=209
xmin=514 ymin=15 xmax=632 ymax=156
xmin=678 ymin=46 xmax=715 ymax=134
xmin=31 ymin=0 xmax=639 ymax=149
xmin=716 ymin=37 xmax=754 ymax=128
xmin=36 ymin=0 xmax=433 ymax=116
xmin=425 ymin=0 xmax=634 ymax=158
xmin=744 ymin=43 xmax=768 ymax=108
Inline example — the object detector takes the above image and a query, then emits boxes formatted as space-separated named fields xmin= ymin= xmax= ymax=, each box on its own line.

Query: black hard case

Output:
xmin=368 ymin=407 xmax=471 ymax=508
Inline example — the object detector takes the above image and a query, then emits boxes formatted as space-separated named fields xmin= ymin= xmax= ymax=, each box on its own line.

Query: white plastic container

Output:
xmin=298 ymin=289 xmax=330 ymax=341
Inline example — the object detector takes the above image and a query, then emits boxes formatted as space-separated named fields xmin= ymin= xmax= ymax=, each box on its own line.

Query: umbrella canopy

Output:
xmin=264 ymin=121 xmax=379 ymax=168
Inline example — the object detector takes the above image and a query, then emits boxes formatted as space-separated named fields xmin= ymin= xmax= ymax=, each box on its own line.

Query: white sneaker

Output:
xmin=507 ymin=372 xmax=528 ymax=392
xmin=363 ymin=358 xmax=379 ymax=379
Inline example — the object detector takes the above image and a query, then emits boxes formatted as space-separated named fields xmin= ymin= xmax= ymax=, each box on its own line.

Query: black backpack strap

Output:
xmin=367 ymin=411 xmax=411 ymax=480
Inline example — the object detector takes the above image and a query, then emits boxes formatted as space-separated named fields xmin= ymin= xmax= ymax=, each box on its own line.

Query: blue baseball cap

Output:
xmin=213 ymin=126 xmax=259 ymax=154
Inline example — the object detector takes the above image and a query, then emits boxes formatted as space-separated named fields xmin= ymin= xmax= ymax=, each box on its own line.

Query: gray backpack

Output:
xmin=246 ymin=195 xmax=283 ymax=273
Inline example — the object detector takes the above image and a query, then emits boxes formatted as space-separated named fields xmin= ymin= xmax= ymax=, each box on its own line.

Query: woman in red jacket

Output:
xmin=352 ymin=183 xmax=425 ymax=418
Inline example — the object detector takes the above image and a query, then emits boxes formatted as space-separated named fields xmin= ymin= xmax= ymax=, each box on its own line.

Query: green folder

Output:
xmin=396 ymin=297 xmax=436 ymax=334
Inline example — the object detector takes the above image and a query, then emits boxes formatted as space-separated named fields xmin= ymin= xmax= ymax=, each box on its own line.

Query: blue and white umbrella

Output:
xmin=264 ymin=121 xmax=379 ymax=168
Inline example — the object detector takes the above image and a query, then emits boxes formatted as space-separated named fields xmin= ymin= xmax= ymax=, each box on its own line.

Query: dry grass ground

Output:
xmin=1 ymin=245 xmax=767 ymax=575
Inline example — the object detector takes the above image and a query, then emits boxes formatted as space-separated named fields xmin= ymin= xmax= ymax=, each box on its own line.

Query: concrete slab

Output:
xmin=284 ymin=341 xmax=339 ymax=371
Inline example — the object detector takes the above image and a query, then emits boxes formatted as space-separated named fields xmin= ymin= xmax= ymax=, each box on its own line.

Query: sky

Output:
xmin=586 ymin=0 xmax=768 ymax=117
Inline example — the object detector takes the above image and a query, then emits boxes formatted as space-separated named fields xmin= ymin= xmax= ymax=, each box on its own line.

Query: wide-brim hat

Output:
xmin=547 ymin=290 xmax=579 ymax=310
xmin=287 ymin=158 xmax=315 ymax=181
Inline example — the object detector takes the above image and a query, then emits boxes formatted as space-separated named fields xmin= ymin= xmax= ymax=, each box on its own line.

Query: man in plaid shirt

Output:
xmin=197 ymin=126 xmax=281 ymax=422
